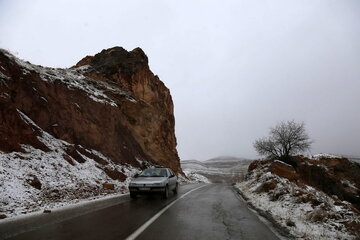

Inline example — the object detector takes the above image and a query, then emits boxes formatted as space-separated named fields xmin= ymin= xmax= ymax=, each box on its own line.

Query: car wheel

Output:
xmin=173 ymin=183 xmax=178 ymax=195
xmin=163 ymin=185 xmax=169 ymax=199
xmin=130 ymin=193 xmax=137 ymax=199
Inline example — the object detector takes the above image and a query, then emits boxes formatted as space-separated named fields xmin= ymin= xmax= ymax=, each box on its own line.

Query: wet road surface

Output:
xmin=1 ymin=184 xmax=279 ymax=240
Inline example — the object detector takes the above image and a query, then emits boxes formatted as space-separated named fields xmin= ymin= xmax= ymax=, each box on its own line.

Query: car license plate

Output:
xmin=139 ymin=187 xmax=150 ymax=191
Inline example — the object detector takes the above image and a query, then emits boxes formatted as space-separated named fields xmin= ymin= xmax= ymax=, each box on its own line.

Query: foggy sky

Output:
xmin=1 ymin=0 xmax=359 ymax=160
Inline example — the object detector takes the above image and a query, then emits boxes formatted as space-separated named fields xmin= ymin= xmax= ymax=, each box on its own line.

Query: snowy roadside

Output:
xmin=0 ymin=111 xmax=141 ymax=219
xmin=178 ymin=169 xmax=211 ymax=184
xmin=235 ymin=158 xmax=360 ymax=240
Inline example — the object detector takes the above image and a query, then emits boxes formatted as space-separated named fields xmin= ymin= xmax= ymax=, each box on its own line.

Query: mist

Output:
xmin=1 ymin=0 xmax=359 ymax=160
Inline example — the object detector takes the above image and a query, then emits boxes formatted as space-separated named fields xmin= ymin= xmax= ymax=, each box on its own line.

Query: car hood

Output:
xmin=131 ymin=177 xmax=167 ymax=184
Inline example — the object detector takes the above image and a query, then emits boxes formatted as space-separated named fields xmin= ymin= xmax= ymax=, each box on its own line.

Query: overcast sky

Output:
xmin=1 ymin=0 xmax=359 ymax=160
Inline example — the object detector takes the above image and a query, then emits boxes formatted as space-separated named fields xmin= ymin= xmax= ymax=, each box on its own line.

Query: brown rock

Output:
xmin=248 ymin=159 xmax=271 ymax=172
xmin=0 ymin=214 xmax=7 ymax=219
xmin=255 ymin=179 xmax=278 ymax=193
xmin=102 ymin=183 xmax=115 ymax=190
xmin=26 ymin=174 xmax=42 ymax=190
xmin=262 ymin=179 xmax=278 ymax=192
xmin=103 ymin=168 xmax=126 ymax=181
xmin=308 ymin=209 xmax=328 ymax=222
xmin=269 ymin=160 xmax=298 ymax=181
xmin=43 ymin=209 xmax=51 ymax=213
xmin=0 ymin=47 xmax=181 ymax=173
xmin=294 ymin=156 xmax=360 ymax=210
xmin=344 ymin=220 xmax=360 ymax=237
xmin=75 ymin=146 xmax=108 ymax=165
xmin=65 ymin=146 xmax=86 ymax=163
xmin=63 ymin=154 xmax=75 ymax=166
xmin=248 ymin=160 xmax=260 ymax=172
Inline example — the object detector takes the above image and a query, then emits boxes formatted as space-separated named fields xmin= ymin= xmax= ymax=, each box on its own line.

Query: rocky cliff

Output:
xmin=0 ymin=47 xmax=180 ymax=217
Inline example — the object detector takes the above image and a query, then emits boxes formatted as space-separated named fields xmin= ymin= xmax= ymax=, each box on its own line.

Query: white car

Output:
xmin=128 ymin=168 xmax=178 ymax=199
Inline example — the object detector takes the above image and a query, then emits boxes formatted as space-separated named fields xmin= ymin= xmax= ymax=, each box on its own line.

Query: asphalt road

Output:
xmin=1 ymin=184 xmax=279 ymax=240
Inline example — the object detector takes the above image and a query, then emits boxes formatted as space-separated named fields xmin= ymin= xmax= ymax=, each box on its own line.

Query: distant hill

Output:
xmin=181 ymin=157 xmax=253 ymax=183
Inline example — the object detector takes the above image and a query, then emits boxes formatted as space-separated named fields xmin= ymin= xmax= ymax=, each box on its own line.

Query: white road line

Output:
xmin=124 ymin=185 xmax=207 ymax=240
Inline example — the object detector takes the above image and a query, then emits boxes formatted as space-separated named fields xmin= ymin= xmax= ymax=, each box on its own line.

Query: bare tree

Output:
xmin=254 ymin=120 xmax=312 ymax=163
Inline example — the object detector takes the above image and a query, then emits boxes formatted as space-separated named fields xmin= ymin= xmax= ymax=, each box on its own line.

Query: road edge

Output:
xmin=232 ymin=185 xmax=295 ymax=240
xmin=0 ymin=193 xmax=130 ymax=239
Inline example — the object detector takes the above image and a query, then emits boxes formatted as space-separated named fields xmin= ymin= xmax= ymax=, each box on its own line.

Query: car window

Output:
xmin=139 ymin=168 xmax=167 ymax=177
xmin=162 ymin=169 xmax=168 ymax=177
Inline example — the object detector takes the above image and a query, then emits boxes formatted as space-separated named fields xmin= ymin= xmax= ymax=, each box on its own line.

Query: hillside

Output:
xmin=236 ymin=155 xmax=360 ymax=239
xmin=181 ymin=157 xmax=252 ymax=183
xmin=0 ymin=47 xmax=180 ymax=218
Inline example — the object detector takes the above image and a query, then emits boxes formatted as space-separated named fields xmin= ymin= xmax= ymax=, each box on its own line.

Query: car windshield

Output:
xmin=139 ymin=169 xmax=167 ymax=177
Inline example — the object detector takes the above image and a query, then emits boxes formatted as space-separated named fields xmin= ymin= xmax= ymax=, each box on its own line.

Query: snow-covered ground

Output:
xmin=235 ymin=158 xmax=360 ymax=240
xmin=0 ymin=111 xmax=141 ymax=219
xmin=179 ymin=169 xmax=211 ymax=184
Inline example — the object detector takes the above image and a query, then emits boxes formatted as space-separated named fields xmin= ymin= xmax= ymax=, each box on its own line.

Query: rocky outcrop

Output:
xmin=269 ymin=160 xmax=299 ymax=181
xmin=0 ymin=47 xmax=180 ymax=172
xmin=294 ymin=156 xmax=360 ymax=210
xmin=248 ymin=156 xmax=360 ymax=210
xmin=240 ymin=155 xmax=360 ymax=239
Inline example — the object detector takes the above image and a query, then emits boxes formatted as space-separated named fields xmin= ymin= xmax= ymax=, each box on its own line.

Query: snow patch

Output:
xmin=311 ymin=153 xmax=340 ymax=160
xmin=181 ymin=169 xmax=211 ymax=184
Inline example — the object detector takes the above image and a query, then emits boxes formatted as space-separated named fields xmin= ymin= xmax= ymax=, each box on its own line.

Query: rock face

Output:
xmin=294 ymin=156 xmax=360 ymax=210
xmin=0 ymin=47 xmax=180 ymax=172
xmin=268 ymin=160 xmax=299 ymax=181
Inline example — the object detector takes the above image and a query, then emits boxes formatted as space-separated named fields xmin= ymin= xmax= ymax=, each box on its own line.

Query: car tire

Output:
xmin=130 ymin=193 xmax=137 ymax=199
xmin=163 ymin=185 xmax=169 ymax=199
xmin=173 ymin=183 xmax=178 ymax=195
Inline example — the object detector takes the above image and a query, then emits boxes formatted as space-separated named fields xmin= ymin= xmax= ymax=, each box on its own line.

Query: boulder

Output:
xmin=102 ymin=183 xmax=115 ymax=190
xmin=26 ymin=174 xmax=42 ymax=190
xmin=269 ymin=160 xmax=298 ymax=181
xmin=255 ymin=179 xmax=278 ymax=193
xmin=103 ymin=168 xmax=126 ymax=181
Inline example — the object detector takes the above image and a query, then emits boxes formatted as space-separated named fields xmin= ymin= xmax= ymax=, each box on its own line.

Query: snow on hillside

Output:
xmin=236 ymin=158 xmax=360 ymax=239
xmin=0 ymin=111 xmax=140 ymax=218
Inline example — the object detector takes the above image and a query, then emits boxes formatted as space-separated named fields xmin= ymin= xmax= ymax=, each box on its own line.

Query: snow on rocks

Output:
xmin=236 ymin=159 xmax=360 ymax=240
xmin=311 ymin=153 xmax=341 ymax=160
xmin=0 ymin=111 xmax=140 ymax=218
xmin=1 ymin=49 xmax=134 ymax=107
xmin=180 ymin=169 xmax=211 ymax=184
